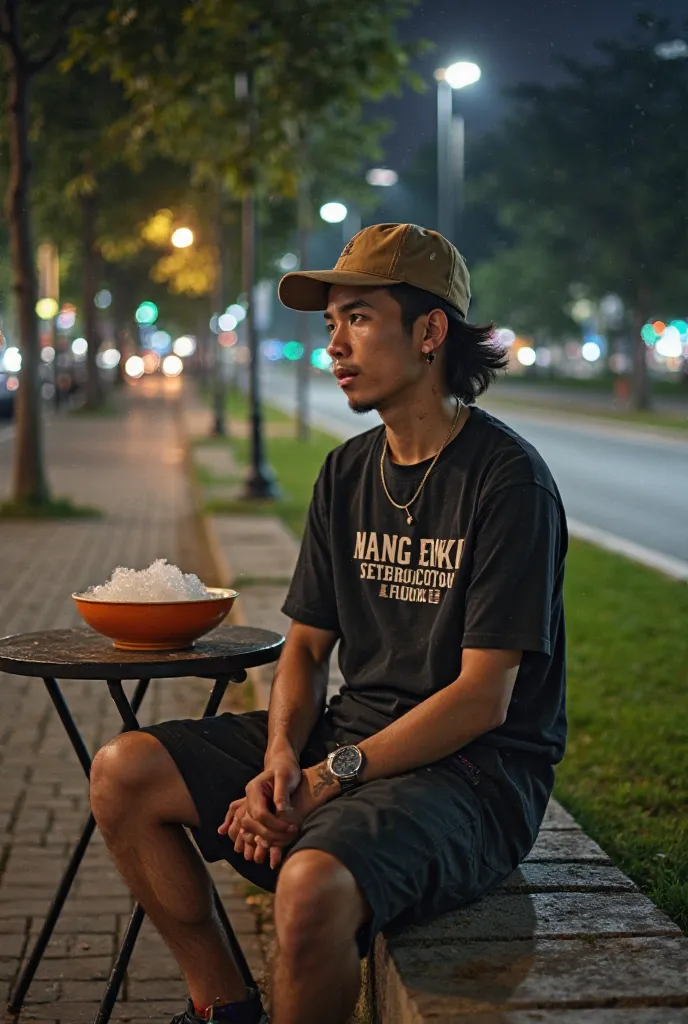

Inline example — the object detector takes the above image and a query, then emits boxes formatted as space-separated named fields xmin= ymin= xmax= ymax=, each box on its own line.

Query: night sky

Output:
xmin=379 ymin=0 xmax=688 ymax=172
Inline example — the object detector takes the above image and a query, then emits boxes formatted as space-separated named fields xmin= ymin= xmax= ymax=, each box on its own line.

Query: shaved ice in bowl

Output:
xmin=80 ymin=559 xmax=220 ymax=603
xmin=73 ymin=560 xmax=238 ymax=651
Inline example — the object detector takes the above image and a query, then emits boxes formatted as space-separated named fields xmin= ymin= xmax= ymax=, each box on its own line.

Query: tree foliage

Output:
xmin=70 ymin=0 xmax=422 ymax=203
xmin=468 ymin=14 xmax=688 ymax=406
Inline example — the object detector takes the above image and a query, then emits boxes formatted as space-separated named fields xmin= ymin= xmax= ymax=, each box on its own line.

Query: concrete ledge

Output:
xmin=372 ymin=809 xmax=688 ymax=1022
xmin=374 ymin=935 xmax=688 ymax=1022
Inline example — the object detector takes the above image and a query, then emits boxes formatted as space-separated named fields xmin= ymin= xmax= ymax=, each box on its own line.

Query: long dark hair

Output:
xmin=386 ymin=283 xmax=508 ymax=404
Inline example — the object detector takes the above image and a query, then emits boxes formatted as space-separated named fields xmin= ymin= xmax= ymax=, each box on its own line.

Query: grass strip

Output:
xmin=205 ymin=422 xmax=337 ymax=537
xmin=494 ymin=374 xmax=688 ymax=398
xmin=200 ymin=397 xmax=688 ymax=933
xmin=558 ymin=540 xmax=688 ymax=932
xmin=0 ymin=498 xmax=102 ymax=519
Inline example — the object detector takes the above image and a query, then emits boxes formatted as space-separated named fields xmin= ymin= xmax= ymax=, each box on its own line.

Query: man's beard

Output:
xmin=348 ymin=398 xmax=378 ymax=415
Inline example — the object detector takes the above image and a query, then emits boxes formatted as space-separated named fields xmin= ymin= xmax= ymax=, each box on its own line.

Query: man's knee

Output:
xmin=90 ymin=732 xmax=193 ymax=830
xmin=274 ymin=849 xmax=370 ymax=957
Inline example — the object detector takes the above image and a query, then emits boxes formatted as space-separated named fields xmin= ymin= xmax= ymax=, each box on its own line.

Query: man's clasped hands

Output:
xmin=219 ymin=749 xmax=334 ymax=871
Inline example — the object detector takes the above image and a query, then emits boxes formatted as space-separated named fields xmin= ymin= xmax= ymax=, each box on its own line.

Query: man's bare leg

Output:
xmin=90 ymin=732 xmax=248 ymax=1009
xmin=270 ymin=850 xmax=370 ymax=1024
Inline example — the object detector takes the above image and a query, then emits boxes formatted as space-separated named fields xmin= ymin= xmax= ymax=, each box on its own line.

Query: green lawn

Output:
xmin=558 ymin=541 xmax=688 ymax=932
xmin=199 ymin=401 xmax=688 ymax=934
xmin=199 ymin=384 xmax=292 ymax=426
xmin=0 ymin=497 xmax=102 ymax=519
xmin=199 ymin=389 xmax=338 ymax=536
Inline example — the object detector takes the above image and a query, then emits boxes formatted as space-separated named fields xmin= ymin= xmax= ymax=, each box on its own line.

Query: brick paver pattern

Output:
xmin=0 ymin=382 xmax=262 ymax=1024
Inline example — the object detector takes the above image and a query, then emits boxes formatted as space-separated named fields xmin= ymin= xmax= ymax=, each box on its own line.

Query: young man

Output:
xmin=90 ymin=223 xmax=567 ymax=1024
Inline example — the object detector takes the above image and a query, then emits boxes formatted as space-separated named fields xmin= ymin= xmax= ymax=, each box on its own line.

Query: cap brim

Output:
xmin=278 ymin=270 xmax=401 ymax=312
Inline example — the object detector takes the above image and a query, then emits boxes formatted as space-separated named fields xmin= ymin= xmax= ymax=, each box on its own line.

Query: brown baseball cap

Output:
xmin=278 ymin=222 xmax=471 ymax=318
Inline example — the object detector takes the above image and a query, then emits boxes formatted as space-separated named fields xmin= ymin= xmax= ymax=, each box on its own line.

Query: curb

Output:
xmin=568 ymin=518 xmax=688 ymax=583
xmin=174 ymin=392 xmax=265 ymax=710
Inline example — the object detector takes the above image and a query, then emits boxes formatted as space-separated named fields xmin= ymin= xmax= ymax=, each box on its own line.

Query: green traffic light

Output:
xmin=135 ymin=301 xmax=158 ymax=326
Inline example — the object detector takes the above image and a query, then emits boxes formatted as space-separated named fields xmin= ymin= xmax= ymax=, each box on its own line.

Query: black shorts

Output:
xmin=143 ymin=710 xmax=544 ymax=956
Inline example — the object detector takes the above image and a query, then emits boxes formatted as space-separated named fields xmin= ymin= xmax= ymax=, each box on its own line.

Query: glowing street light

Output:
xmin=517 ymin=346 xmax=537 ymax=367
xmin=162 ymin=354 xmax=184 ymax=377
xmin=434 ymin=60 xmax=481 ymax=240
xmin=320 ymin=202 xmax=348 ymax=224
xmin=2 ymin=347 xmax=21 ymax=372
xmin=366 ymin=168 xmax=398 ymax=187
xmin=654 ymin=39 xmax=688 ymax=60
xmin=35 ymin=297 xmax=59 ymax=320
xmin=173 ymin=335 xmax=196 ymax=358
xmin=125 ymin=355 xmax=145 ymax=379
xmin=279 ymin=252 xmax=299 ymax=271
xmin=218 ymin=312 xmax=237 ymax=332
xmin=171 ymin=227 xmax=194 ymax=248
xmin=226 ymin=303 xmax=246 ymax=323
xmin=440 ymin=61 xmax=481 ymax=89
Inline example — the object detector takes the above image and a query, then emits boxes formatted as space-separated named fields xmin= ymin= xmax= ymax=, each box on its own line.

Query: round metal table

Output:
xmin=0 ymin=624 xmax=284 ymax=1024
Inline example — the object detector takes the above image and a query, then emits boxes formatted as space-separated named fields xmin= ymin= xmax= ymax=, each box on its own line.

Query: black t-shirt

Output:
xmin=282 ymin=406 xmax=568 ymax=782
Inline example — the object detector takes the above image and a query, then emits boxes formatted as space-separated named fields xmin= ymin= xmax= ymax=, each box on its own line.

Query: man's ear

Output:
xmin=426 ymin=308 xmax=449 ymax=346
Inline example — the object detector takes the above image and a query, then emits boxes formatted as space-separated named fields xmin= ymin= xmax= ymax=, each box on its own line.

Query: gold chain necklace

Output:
xmin=379 ymin=398 xmax=462 ymax=526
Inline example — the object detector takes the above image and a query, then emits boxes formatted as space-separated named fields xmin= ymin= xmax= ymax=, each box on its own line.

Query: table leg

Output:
xmin=7 ymin=678 xmax=151 ymax=1016
xmin=95 ymin=673 xmax=255 ymax=1024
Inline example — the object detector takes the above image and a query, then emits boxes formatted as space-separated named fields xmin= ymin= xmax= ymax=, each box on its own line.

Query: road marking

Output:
xmin=567 ymin=518 xmax=688 ymax=583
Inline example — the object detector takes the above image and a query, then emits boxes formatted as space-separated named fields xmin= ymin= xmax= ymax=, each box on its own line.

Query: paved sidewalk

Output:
xmin=183 ymin=391 xmax=688 ymax=1023
xmin=0 ymin=380 xmax=264 ymax=1024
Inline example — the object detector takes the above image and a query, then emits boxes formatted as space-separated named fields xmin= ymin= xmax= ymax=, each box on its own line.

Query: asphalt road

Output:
xmin=262 ymin=365 xmax=688 ymax=564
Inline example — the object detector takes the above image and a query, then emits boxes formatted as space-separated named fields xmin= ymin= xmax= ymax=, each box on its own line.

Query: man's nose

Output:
xmin=326 ymin=324 xmax=351 ymax=361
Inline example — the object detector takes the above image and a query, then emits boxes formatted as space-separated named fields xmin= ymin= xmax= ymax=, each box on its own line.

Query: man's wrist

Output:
xmin=265 ymin=737 xmax=299 ymax=768
xmin=303 ymin=762 xmax=341 ymax=808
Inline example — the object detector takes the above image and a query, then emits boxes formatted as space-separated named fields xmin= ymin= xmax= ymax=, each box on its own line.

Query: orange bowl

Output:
xmin=72 ymin=587 xmax=238 ymax=651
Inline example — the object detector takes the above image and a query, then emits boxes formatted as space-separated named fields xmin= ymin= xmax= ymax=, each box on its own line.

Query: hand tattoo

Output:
xmin=312 ymin=763 xmax=337 ymax=797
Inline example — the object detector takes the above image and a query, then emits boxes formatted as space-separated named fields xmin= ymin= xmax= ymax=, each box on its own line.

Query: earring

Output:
xmin=426 ymin=352 xmax=435 ymax=365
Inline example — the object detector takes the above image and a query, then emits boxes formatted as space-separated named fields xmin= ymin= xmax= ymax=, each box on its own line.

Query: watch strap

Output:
xmin=337 ymin=773 xmax=359 ymax=794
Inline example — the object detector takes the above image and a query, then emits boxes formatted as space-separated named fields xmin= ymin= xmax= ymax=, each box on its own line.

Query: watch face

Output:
xmin=331 ymin=745 xmax=362 ymax=777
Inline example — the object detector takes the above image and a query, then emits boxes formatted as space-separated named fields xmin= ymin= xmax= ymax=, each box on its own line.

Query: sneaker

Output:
xmin=170 ymin=992 xmax=269 ymax=1023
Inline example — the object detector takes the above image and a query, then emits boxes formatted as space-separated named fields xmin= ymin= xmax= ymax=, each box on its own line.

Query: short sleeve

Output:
xmin=462 ymin=482 xmax=563 ymax=654
xmin=281 ymin=463 xmax=340 ymax=632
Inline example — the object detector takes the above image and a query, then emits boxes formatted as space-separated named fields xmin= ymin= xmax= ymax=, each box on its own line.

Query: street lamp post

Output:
xmin=435 ymin=61 xmax=481 ymax=241
xmin=239 ymin=69 xmax=278 ymax=500
xmin=295 ymin=176 xmax=311 ymax=443
xmin=211 ymin=191 xmax=228 ymax=437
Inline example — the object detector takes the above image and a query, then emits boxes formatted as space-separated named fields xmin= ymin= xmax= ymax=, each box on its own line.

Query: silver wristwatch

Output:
xmin=327 ymin=745 xmax=365 ymax=794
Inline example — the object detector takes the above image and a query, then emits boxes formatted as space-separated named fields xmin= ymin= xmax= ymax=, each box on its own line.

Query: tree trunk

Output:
xmin=295 ymin=173 xmax=311 ymax=442
xmin=5 ymin=54 xmax=50 ymax=505
xmin=82 ymin=190 xmax=102 ymax=409
xmin=630 ymin=305 xmax=651 ymax=412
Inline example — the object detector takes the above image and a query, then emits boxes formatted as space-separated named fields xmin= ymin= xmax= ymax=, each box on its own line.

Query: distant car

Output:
xmin=0 ymin=372 xmax=18 ymax=418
